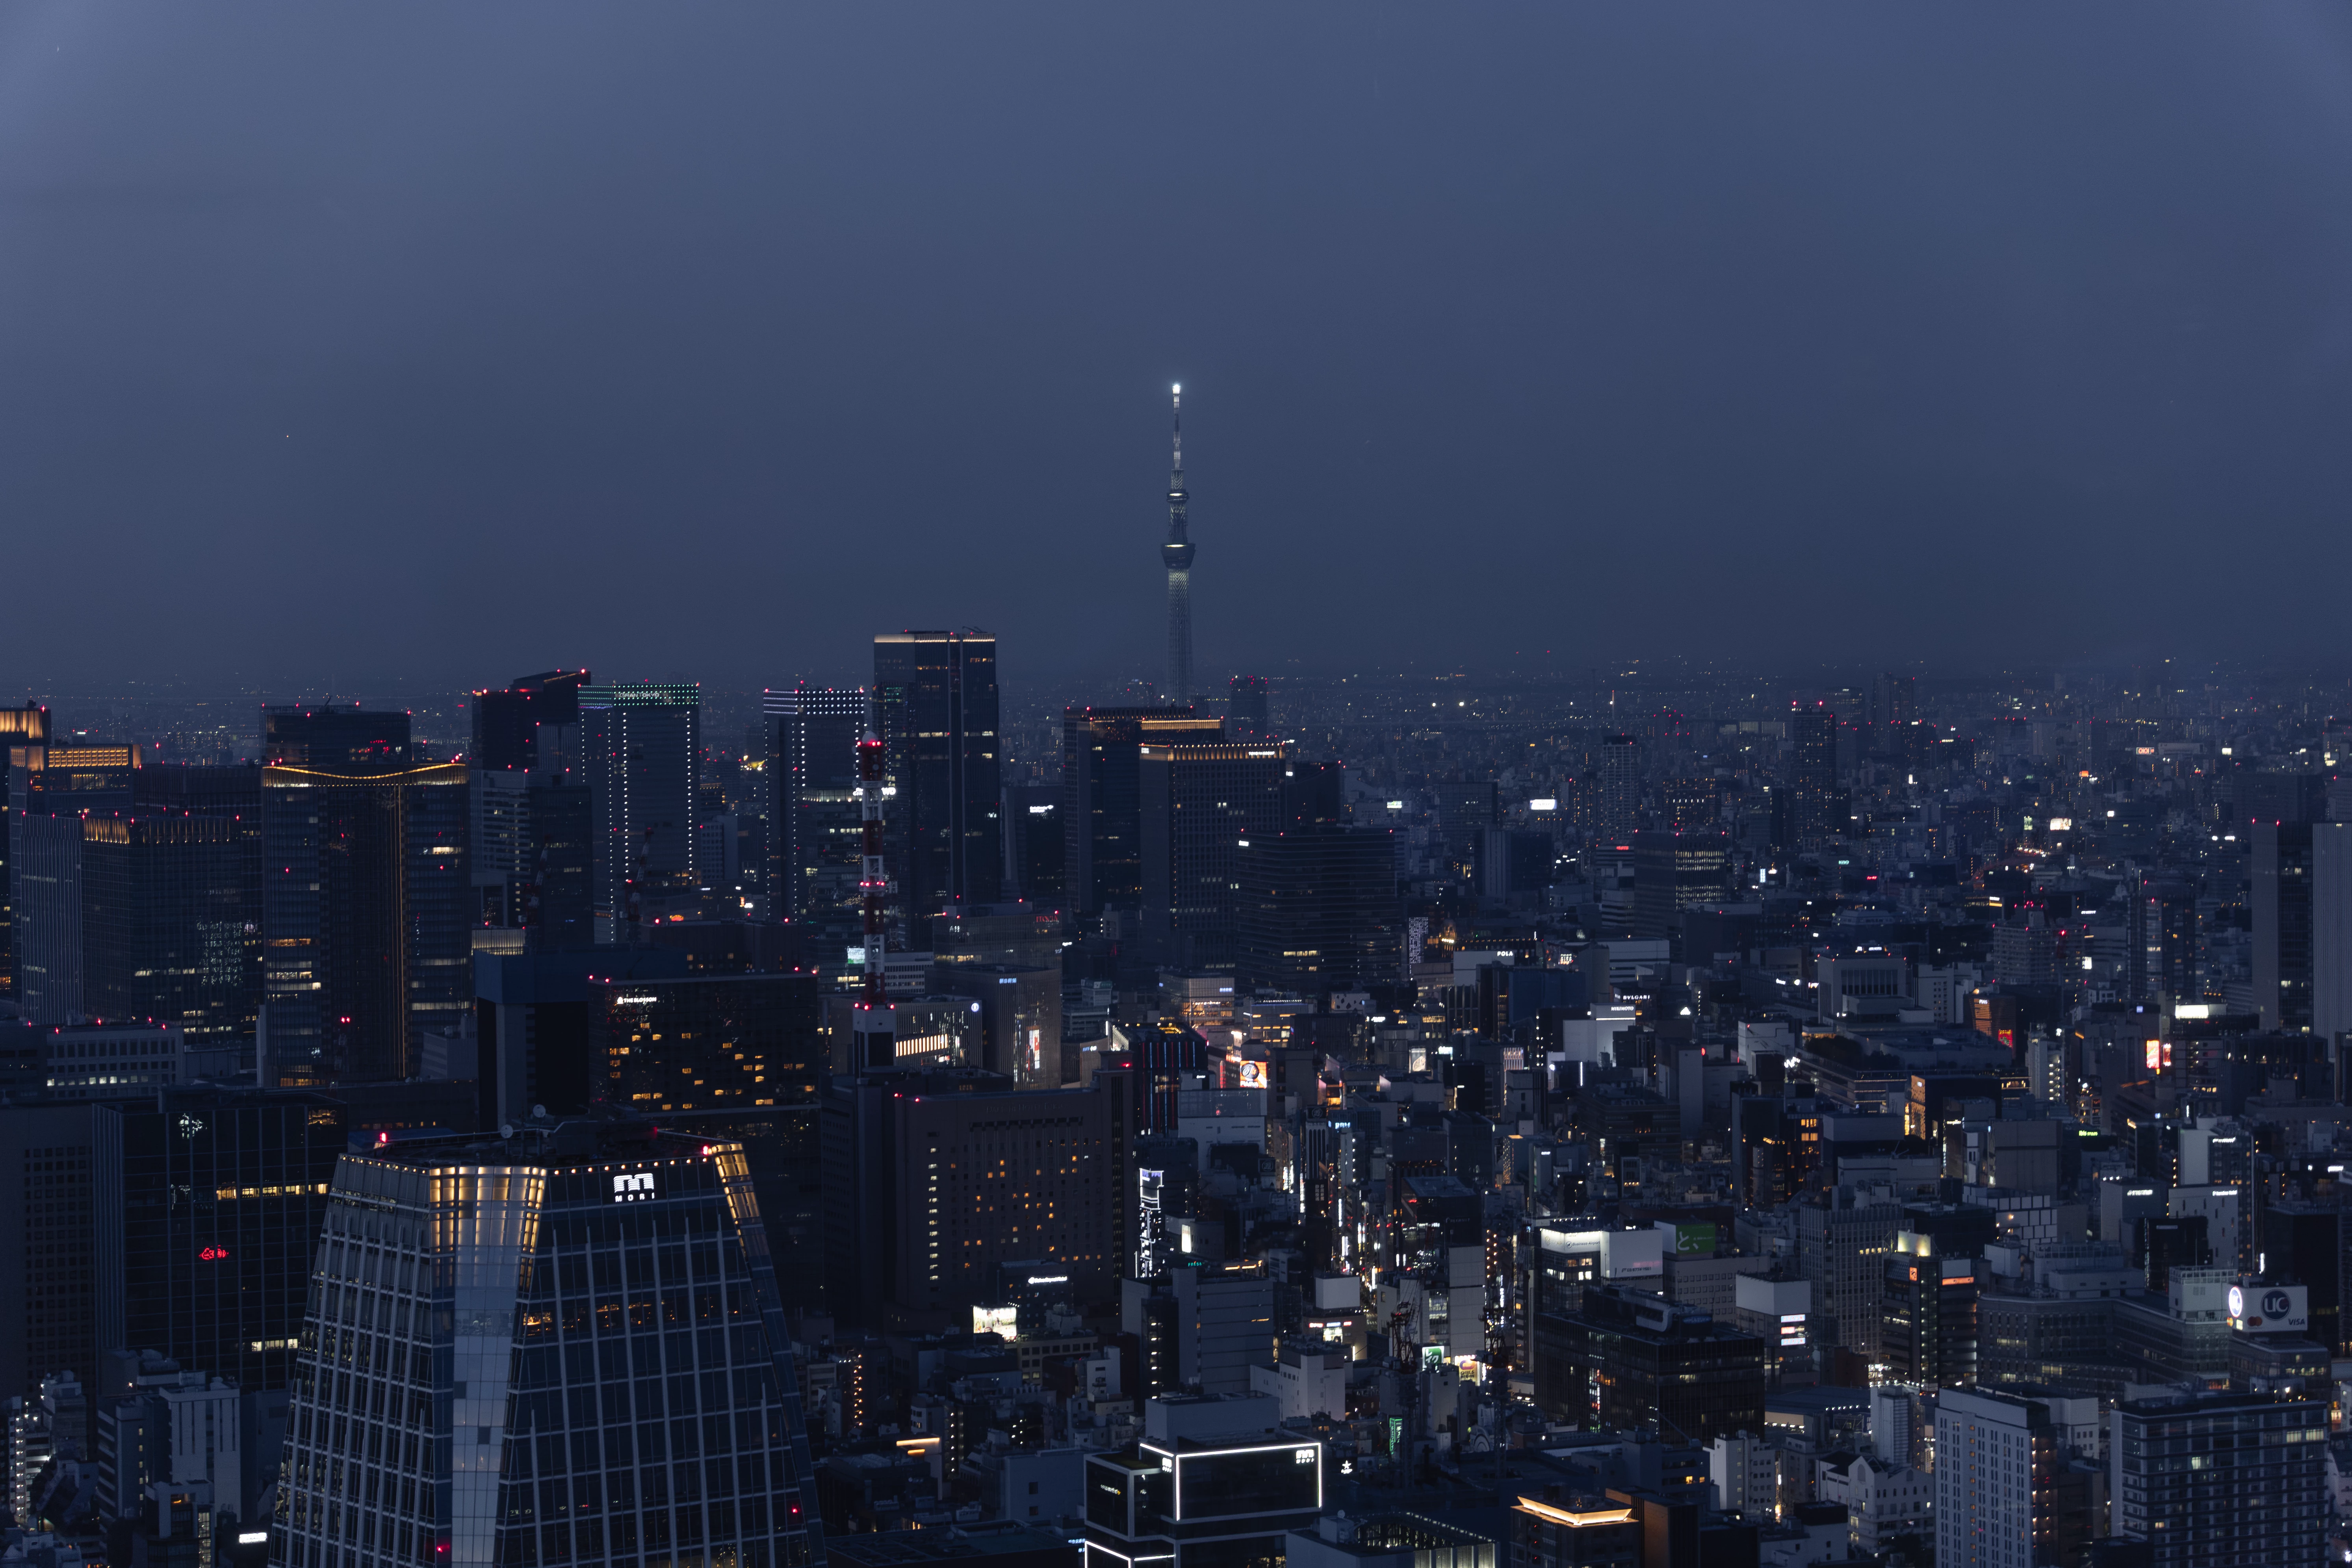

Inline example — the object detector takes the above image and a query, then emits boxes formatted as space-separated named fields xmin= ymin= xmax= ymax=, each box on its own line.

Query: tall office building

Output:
xmin=1062 ymin=706 xmax=1221 ymax=917
xmin=1869 ymin=672 xmax=1917 ymax=758
xmin=1535 ymin=1280 xmax=1765 ymax=1443
xmin=100 ymin=1086 xmax=346 ymax=1395
xmin=82 ymin=810 xmax=262 ymax=1043
xmin=2252 ymin=822 xmax=2314 ymax=1032
xmin=588 ymin=970 xmax=826 ymax=1306
xmin=1630 ymin=830 xmax=1731 ymax=942
xmin=1880 ymin=1231 xmax=1979 ymax=1388
xmin=1004 ymin=783 xmax=1064 ymax=906
xmin=2309 ymin=823 xmax=2352 ymax=1042
xmin=933 ymin=964 xmax=1063 ymax=1087
xmin=1934 ymin=1388 xmax=2088 ymax=1568
xmin=2108 ymin=1390 xmax=2325 ymax=1568
xmin=1594 ymin=736 xmax=1641 ymax=845
xmin=470 ymin=672 xmax=590 ymax=938
xmin=0 ymin=701 xmax=52 ymax=998
xmin=1435 ymin=781 xmax=1499 ymax=880
xmin=821 ymin=1067 xmax=1132 ymax=1332
xmin=764 ymin=687 xmax=867 ymax=956
xmin=1226 ymin=675 xmax=1267 ymax=740
xmin=1161 ymin=385 xmax=1195 ymax=705
xmin=874 ymin=634 xmax=1001 ymax=935
xmin=10 ymin=742 xmax=140 ymax=1022
xmin=581 ymin=683 xmax=703 ymax=940
xmin=72 ymin=763 xmax=266 ymax=1043
xmin=268 ymin=1123 xmax=822 ymax=1568
xmin=260 ymin=707 xmax=470 ymax=1084
xmin=2130 ymin=875 xmax=2198 ymax=1005
xmin=1139 ymin=739 xmax=1290 ymax=970
xmin=470 ymin=670 xmax=588 ymax=775
xmin=1788 ymin=707 xmax=1840 ymax=849
xmin=1234 ymin=829 xmax=1401 ymax=998
xmin=1119 ymin=1264 xmax=1277 ymax=1397
xmin=1795 ymin=1187 xmax=1903 ymax=1358
xmin=0 ymin=1101 xmax=99 ymax=1399
xmin=590 ymin=972 xmax=824 ymax=1121
xmin=470 ymin=770 xmax=594 ymax=943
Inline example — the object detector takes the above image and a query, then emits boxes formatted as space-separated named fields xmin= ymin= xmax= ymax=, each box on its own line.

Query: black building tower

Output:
xmin=1061 ymin=705 xmax=1222 ymax=917
xmin=873 ymin=633 xmax=1001 ymax=937
xmin=1225 ymin=675 xmax=1268 ymax=742
xmin=260 ymin=707 xmax=470 ymax=1084
xmin=764 ymin=686 xmax=866 ymax=954
xmin=83 ymin=765 xmax=265 ymax=1045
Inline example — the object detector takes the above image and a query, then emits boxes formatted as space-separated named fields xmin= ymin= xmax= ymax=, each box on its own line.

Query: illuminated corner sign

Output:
xmin=612 ymin=1171 xmax=657 ymax=1203
xmin=1294 ymin=1447 xmax=1315 ymax=1464
xmin=238 ymin=1533 xmax=270 ymax=1546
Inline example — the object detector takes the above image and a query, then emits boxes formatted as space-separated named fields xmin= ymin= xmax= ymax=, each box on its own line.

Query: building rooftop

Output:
xmin=817 ymin=1523 xmax=1078 ymax=1568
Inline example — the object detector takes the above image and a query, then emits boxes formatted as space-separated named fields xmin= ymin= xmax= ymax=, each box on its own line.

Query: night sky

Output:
xmin=5 ymin=4 xmax=2352 ymax=690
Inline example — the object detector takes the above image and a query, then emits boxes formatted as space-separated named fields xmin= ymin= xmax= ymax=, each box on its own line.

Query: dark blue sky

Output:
xmin=4 ymin=4 xmax=2351 ymax=691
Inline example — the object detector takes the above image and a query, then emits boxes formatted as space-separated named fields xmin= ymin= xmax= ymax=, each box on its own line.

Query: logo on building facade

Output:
xmin=613 ymin=1171 xmax=657 ymax=1202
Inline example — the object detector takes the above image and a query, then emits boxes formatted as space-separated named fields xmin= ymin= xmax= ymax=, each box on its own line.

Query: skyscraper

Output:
xmin=1139 ymin=739 xmax=1291 ymax=970
xmin=1934 ymin=1388 xmax=2092 ymax=1568
xmin=471 ymin=672 xmax=590 ymax=935
xmin=1788 ymin=706 xmax=1840 ymax=849
xmin=2309 ymin=822 xmax=2352 ymax=1041
xmin=1161 ymin=384 xmax=1195 ymax=705
xmin=470 ymin=770 xmax=594 ymax=944
xmin=1003 ymin=783 xmax=1064 ymax=906
xmin=82 ymin=802 xmax=263 ymax=1043
xmin=470 ymin=671 xmax=588 ymax=775
xmin=268 ymin=1123 xmax=823 ymax=1568
xmin=820 ymin=1068 xmax=1128 ymax=1331
xmin=2252 ymin=821 xmax=2314 ymax=1032
xmin=101 ymin=1085 xmax=346 ymax=1396
xmin=260 ymin=707 xmax=470 ymax=1084
xmin=2107 ymin=1389 xmax=2325 ymax=1568
xmin=0 ymin=701 xmax=52 ymax=999
xmin=763 ymin=687 xmax=866 ymax=955
xmin=1226 ymin=675 xmax=1267 ymax=740
xmin=1594 ymin=735 xmax=1641 ymax=845
xmin=2129 ymin=874 xmax=2198 ymax=1005
xmin=1061 ymin=705 xmax=1221 ymax=917
xmin=580 ymin=682 xmax=702 ymax=941
xmin=1232 ymin=827 xmax=1399 ymax=996
xmin=874 ymin=634 xmax=1002 ymax=935
xmin=10 ymin=742 xmax=140 ymax=1023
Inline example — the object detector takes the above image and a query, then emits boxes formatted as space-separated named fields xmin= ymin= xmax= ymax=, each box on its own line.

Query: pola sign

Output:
xmin=2226 ymin=1282 xmax=2308 ymax=1334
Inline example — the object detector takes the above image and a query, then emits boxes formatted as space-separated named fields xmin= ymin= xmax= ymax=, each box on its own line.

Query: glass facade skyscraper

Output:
xmin=1138 ymin=740 xmax=1290 ymax=971
xmin=580 ymin=684 xmax=702 ymax=943
xmin=82 ymin=810 xmax=263 ymax=1043
xmin=269 ymin=1123 xmax=821 ymax=1568
xmin=261 ymin=708 xmax=470 ymax=1084
xmin=762 ymin=688 xmax=865 ymax=956
xmin=99 ymin=1086 xmax=346 ymax=1395
xmin=874 ymin=634 xmax=1001 ymax=937
xmin=1059 ymin=706 xmax=1220 ymax=918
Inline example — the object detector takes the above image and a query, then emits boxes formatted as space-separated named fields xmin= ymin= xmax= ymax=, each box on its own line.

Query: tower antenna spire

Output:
xmin=1160 ymin=382 xmax=1195 ymax=706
